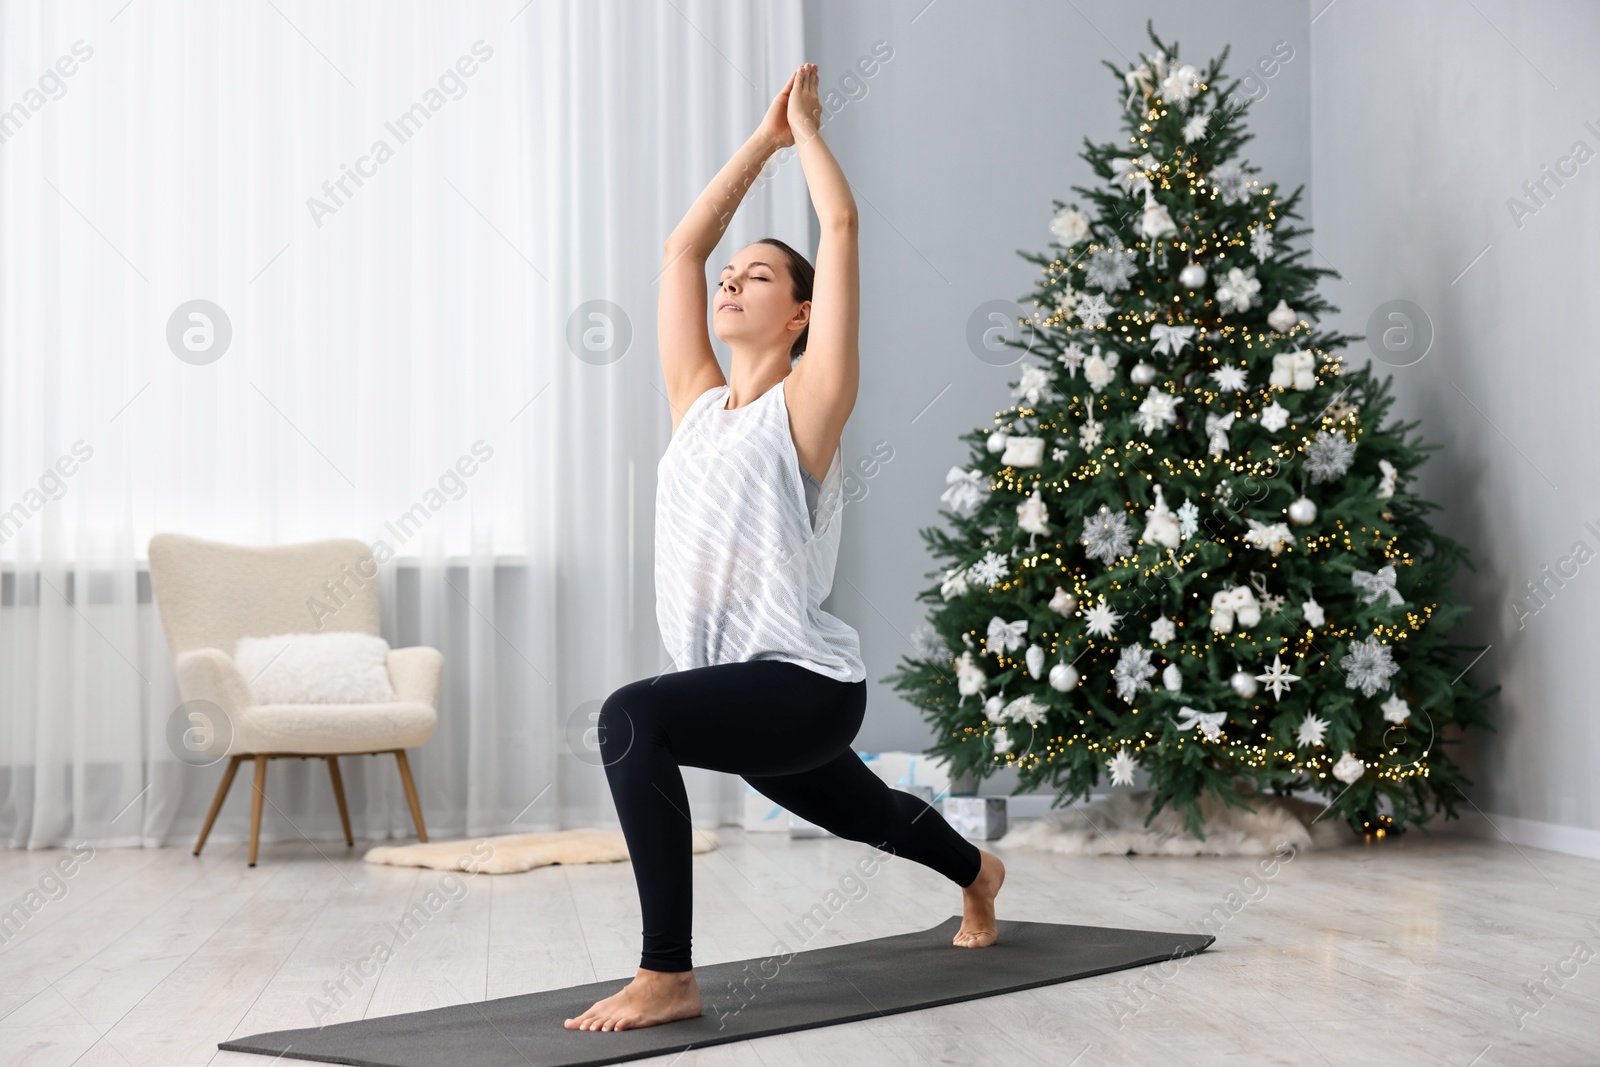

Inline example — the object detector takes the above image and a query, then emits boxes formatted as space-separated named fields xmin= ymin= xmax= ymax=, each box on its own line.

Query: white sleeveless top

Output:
xmin=655 ymin=378 xmax=867 ymax=683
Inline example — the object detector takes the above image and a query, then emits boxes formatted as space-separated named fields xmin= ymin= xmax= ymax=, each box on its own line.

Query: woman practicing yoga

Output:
xmin=564 ymin=63 xmax=1006 ymax=1033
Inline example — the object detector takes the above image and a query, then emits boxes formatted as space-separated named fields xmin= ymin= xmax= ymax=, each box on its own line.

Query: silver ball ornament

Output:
xmin=1049 ymin=662 xmax=1080 ymax=692
xmin=1288 ymin=496 xmax=1318 ymax=525
xmin=1230 ymin=670 xmax=1259 ymax=699
xmin=1178 ymin=262 xmax=1208 ymax=289
xmin=1130 ymin=361 xmax=1157 ymax=385
xmin=987 ymin=432 xmax=1010 ymax=454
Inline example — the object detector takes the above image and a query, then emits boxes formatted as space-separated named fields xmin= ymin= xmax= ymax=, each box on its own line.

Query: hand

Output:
xmin=786 ymin=63 xmax=822 ymax=141
xmin=756 ymin=69 xmax=797 ymax=149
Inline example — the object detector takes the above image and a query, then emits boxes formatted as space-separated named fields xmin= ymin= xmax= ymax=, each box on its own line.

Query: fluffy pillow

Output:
xmin=233 ymin=631 xmax=399 ymax=705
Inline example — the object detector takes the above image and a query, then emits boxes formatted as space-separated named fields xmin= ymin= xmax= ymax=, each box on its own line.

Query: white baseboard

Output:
xmin=1428 ymin=808 xmax=1600 ymax=861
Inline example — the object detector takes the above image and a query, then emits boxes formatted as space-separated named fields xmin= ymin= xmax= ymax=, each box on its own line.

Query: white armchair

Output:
xmin=148 ymin=532 xmax=443 ymax=865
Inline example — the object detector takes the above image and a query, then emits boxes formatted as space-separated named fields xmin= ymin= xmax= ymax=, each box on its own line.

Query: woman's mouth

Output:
xmin=717 ymin=301 xmax=742 ymax=312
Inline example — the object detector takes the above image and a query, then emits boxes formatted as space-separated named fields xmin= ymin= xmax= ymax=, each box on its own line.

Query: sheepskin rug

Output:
xmin=364 ymin=827 xmax=720 ymax=874
xmin=997 ymin=789 xmax=1360 ymax=856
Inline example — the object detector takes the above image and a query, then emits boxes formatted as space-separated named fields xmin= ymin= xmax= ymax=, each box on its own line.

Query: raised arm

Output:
xmin=784 ymin=64 xmax=860 ymax=464
xmin=658 ymin=72 xmax=797 ymax=434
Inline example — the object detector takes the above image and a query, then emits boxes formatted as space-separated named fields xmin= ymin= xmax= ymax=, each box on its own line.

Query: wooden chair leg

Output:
xmin=393 ymin=749 xmax=428 ymax=843
xmin=194 ymin=754 xmax=243 ymax=857
xmin=248 ymin=754 xmax=268 ymax=867
xmin=326 ymin=756 xmax=354 ymax=847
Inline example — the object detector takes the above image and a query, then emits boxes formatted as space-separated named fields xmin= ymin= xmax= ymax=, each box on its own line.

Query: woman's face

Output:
xmin=712 ymin=243 xmax=807 ymax=351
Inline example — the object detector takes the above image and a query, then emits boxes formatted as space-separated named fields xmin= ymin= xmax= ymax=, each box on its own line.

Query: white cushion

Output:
xmin=233 ymin=631 xmax=398 ymax=705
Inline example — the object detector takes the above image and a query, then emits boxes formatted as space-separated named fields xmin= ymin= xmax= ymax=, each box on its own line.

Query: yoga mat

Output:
xmin=219 ymin=915 xmax=1215 ymax=1066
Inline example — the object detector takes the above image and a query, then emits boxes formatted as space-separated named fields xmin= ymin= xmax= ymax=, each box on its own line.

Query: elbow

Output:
xmin=824 ymin=210 xmax=859 ymax=233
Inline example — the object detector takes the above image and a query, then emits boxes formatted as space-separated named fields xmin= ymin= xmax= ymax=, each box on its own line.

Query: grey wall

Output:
xmin=804 ymin=2 xmax=1315 ymax=791
xmin=1309 ymin=2 xmax=1600 ymax=849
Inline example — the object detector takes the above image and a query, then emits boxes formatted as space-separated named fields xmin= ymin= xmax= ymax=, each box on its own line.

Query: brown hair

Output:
xmin=756 ymin=236 xmax=814 ymax=361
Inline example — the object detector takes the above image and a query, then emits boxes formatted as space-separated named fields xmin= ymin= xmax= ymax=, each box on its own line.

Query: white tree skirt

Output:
xmin=997 ymin=789 xmax=1361 ymax=856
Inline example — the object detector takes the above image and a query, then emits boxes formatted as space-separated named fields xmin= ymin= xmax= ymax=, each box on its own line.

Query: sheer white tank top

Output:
xmin=654 ymin=378 xmax=867 ymax=684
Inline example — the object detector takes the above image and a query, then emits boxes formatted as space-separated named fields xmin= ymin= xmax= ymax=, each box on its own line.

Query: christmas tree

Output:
xmin=886 ymin=23 xmax=1495 ymax=839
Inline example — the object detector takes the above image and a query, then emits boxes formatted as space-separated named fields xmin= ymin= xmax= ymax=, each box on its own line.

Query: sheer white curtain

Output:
xmin=0 ymin=0 xmax=807 ymax=849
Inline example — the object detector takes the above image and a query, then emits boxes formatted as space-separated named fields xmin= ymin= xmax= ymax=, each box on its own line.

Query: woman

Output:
xmin=565 ymin=63 xmax=1005 ymax=1034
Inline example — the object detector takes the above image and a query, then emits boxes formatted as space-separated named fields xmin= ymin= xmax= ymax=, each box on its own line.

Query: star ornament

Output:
xmin=1107 ymin=746 xmax=1138 ymax=787
xmin=1296 ymin=712 xmax=1329 ymax=749
xmin=1255 ymin=654 xmax=1301 ymax=700
xmin=1084 ymin=596 xmax=1123 ymax=638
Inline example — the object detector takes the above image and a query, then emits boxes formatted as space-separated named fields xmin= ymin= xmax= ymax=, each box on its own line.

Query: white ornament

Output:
xmin=1025 ymin=643 xmax=1046 ymax=680
xmin=1255 ymin=654 xmax=1302 ymax=700
xmin=1142 ymin=486 xmax=1182 ymax=550
xmin=1177 ymin=500 xmax=1199 ymax=540
xmin=1181 ymin=112 xmax=1208 ymax=144
xmin=1178 ymin=262 xmax=1207 ymax=289
xmin=1341 ymin=635 xmax=1400 ymax=697
xmin=986 ymin=616 xmax=1029 ymax=656
xmin=940 ymin=566 xmax=970 ymax=601
xmin=1296 ymin=712 xmax=1329 ymax=748
xmin=1243 ymin=518 xmax=1296 ymax=556
xmin=1150 ymin=616 xmax=1177 ymax=645
xmin=1352 ymin=565 xmax=1405 ymax=607
xmin=1215 ymin=266 xmax=1261 ymax=314
xmin=1175 ymin=705 xmax=1226 ymax=740
xmin=1269 ymin=350 xmax=1316 ymax=391
xmin=1130 ymin=361 xmax=1157 ymax=385
xmin=1162 ymin=663 xmax=1183 ymax=691
xmin=985 ymin=693 xmax=1006 ymax=720
xmin=1050 ymin=207 xmax=1090 ymax=246
xmin=1001 ymin=435 xmax=1046 ymax=468
xmin=1381 ymin=693 xmax=1411 ymax=724
xmin=1049 ymin=661 xmax=1080 ymax=692
xmin=1058 ymin=342 xmax=1087 ymax=377
xmin=1107 ymin=747 xmax=1138 ymax=787
xmin=1013 ymin=364 xmax=1055 ymax=406
xmin=992 ymin=725 xmax=1012 ymax=754
xmin=941 ymin=467 xmax=989 ymax=516
xmin=1134 ymin=385 xmax=1183 ymax=436
xmin=1076 ymin=292 xmax=1114 ymax=328
xmin=1204 ymin=411 xmax=1236 ymax=459
xmin=987 ymin=431 xmax=1010 ymax=454
xmin=1332 ymin=751 xmax=1366 ymax=785
xmin=1288 ymin=496 xmax=1318 ymax=525
xmin=1258 ymin=401 xmax=1290 ymax=432
xmin=1084 ymin=597 xmax=1123 ymax=638
xmin=956 ymin=651 xmax=986 ymax=701
xmin=1048 ymin=587 xmax=1078 ymax=616
xmin=1210 ymin=364 xmax=1248 ymax=392
xmin=1209 ymin=585 xmax=1262 ymax=632
xmin=1302 ymin=597 xmax=1326 ymax=628
xmin=1377 ymin=459 xmax=1398 ymax=499
xmin=1267 ymin=299 xmax=1298 ymax=333
xmin=1017 ymin=489 xmax=1051 ymax=539
xmin=1114 ymin=643 xmax=1157 ymax=704
xmin=1139 ymin=196 xmax=1178 ymax=239
xmin=1078 ymin=415 xmax=1105 ymax=450
xmin=1003 ymin=693 xmax=1049 ymax=726
xmin=1229 ymin=669 xmax=1259 ymax=699
xmin=1083 ymin=351 xmax=1117 ymax=392
xmin=1159 ymin=63 xmax=1202 ymax=107
xmin=1149 ymin=322 xmax=1196 ymax=356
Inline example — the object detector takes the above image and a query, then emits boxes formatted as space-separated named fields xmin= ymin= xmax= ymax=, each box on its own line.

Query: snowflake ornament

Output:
xmin=1076 ymin=292 xmax=1114 ymax=328
xmin=1176 ymin=500 xmax=1200 ymax=539
xmin=1107 ymin=746 xmax=1139 ymax=787
xmin=1058 ymin=341 xmax=1087 ymax=377
xmin=1150 ymin=616 xmax=1177 ymax=644
xmin=1296 ymin=712 xmax=1329 ymax=749
xmin=1084 ymin=238 xmax=1138 ymax=292
xmin=1084 ymin=596 xmax=1123 ymax=638
xmin=1114 ymin=643 xmax=1157 ymax=704
xmin=1210 ymin=364 xmax=1248 ymax=392
xmin=1258 ymin=402 xmax=1290 ymax=432
xmin=1080 ymin=505 xmax=1135 ymax=564
xmin=1341 ymin=635 xmax=1399 ymax=697
xmin=967 ymin=550 xmax=1010 ymax=587
xmin=1380 ymin=692 xmax=1411 ymax=724
xmin=1302 ymin=597 xmax=1326 ymax=627
xmin=1249 ymin=222 xmax=1275 ymax=260
xmin=1079 ymin=415 xmax=1105 ymax=450
xmin=1305 ymin=431 xmax=1358 ymax=483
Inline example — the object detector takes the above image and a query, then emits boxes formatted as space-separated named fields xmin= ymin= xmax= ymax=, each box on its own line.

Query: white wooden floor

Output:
xmin=1 ymin=823 xmax=1597 ymax=1066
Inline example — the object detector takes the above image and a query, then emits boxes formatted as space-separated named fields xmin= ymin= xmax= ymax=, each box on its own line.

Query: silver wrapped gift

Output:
xmin=942 ymin=796 xmax=1007 ymax=840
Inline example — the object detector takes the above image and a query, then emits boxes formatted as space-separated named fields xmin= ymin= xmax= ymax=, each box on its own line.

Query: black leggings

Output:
xmin=597 ymin=659 xmax=983 ymax=973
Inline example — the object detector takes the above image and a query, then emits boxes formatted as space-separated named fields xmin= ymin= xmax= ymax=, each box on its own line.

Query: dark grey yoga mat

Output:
xmin=219 ymin=915 xmax=1214 ymax=1067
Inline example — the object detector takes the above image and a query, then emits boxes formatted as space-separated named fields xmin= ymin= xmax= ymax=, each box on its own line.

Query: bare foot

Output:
xmin=952 ymin=848 xmax=1005 ymax=948
xmin=563 ymin=967 xmax=702 ymax=1031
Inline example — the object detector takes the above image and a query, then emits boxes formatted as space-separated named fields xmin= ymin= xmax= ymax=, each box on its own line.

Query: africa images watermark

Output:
xmin=306 ymin=40 xmax=495 ymax=229
xmin=0 ymin=39 xmax=94 ymax=148
xmin=0 ymin=440 xmax=94 ymax=548
xmin=0 ymin=841 xmax=96 ymax=947
xmin=1508 ymin=516 xmax=1600 ymax=630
